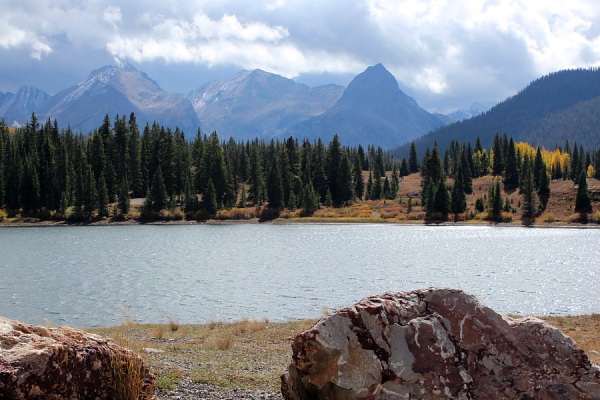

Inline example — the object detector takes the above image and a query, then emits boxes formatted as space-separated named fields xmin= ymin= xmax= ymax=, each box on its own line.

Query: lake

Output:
xmin=0 ymin=224 xmax=598 ymax=328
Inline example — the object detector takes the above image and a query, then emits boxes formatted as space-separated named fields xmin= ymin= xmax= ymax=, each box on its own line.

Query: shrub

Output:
xmin=167 ymin=315 xmax=179 ymax=332
xmin=0 ymin=209 xmax=7 ymax=222
xmin=152 ymin=326 xmax=164 ymax=339
xmin=109 ymin=349 xmax=149 ymax=400
xmin=212 ymin=334 xmax=233 ymax=350
xmin=259 ymin=207 xmax=280 ymax=221
xmin=543 ymin=212 xmax=556 ymax=223
xmin=215 ymin=208 xmax=256 ymax=220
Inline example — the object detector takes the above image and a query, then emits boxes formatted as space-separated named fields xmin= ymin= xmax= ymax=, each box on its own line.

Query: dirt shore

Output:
xmin=89 ymin=315 xmax=600 ymax=399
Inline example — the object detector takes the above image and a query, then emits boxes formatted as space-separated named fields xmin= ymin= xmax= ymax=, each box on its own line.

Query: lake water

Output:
xmin=0 ymin=224 xmax=598 ymax=328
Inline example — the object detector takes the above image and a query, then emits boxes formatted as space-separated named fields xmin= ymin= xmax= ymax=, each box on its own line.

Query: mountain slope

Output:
xmin=393 ymin=68 xmax=600 ymax=157
xmin=286 ymin=64 xmax=446 ymax=148
xmin=0 ymin=86 xmax=50 ymax=127
xmin=39 ymin=63 xmax=200 ymax=135
xmin=188 ymin=69 xmax=343 ymax=140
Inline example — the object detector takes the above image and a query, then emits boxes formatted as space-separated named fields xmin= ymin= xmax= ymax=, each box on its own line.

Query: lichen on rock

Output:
xmin=281 ymin=288 xmax=600 ymax=399
xmin=0 ymin=316 xmax=155 ymax=399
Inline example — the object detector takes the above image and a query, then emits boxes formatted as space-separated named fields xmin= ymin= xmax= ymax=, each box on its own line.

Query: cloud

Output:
xmin=0 ymin=21 xmax=52 ymax=59
xmin=2 ymin=0 xmax=600 ymax=111
xmin=105 ymin=10 xmax=364 ymax=78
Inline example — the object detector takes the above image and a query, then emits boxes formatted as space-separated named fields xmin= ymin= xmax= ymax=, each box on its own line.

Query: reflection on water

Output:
xmin=1 ymin=224 xmax=598 ymax=327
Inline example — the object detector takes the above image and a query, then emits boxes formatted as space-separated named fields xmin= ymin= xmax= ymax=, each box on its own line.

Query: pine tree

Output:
xmin=432 ymin=180 xmax=450 ymax=219
xmin=521 ymin=155 xmax=536 ymax=219
xmin=488 ymin=179 xmax=503 ymax=221
xmin=365 ymin=171 xmax=373 ymax=200
xmin=97 ymin=173 xmax=110 ymax=218
xmin=504 ymin=138 xmax=518 ymax=189
xmin=150 ymin=166 xmax=168 ymax=212
xmin=336 ymin=153 xmax=353 ymax=205
xmin=239 ymin=185 xmax=247 ymax=208
xmin=288 ymin=190 xmax=297 ymax=211
xmin=409 ymin=142 xmax=419 ymax=173
xmin=492 ymin=133 xmax=504 ymax=176
xmin=460 ymin=149 xmax=473 ymax=194
xmin=83 ymin=164 xmax=97 ymax=219
xmin=352 ymin=154 xmax=364 ymax=200
xmin=450 ymin=166 xmax=467 ymax=218
xmin=324 ymin=189 xmax=333 ymax=207
xmin=203 ymin=178 xmax=218 ymax=216
xmin=119 ymin=176 xmax=130 ymax=215
xmin=326 ymin=134 xmax=342 ymax=204
xmin=575 ymin=171 xmax=592 ymax=214
xmin=267 ymin=157 xmax=284 ymax=209
xmin=301 ymin=179 xmax=319 ymax=216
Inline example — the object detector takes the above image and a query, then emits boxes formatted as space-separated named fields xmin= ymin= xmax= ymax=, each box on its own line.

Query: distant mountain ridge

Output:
xmin=393 ymin=68 xmax=600 ymax=158
xmin=188 ymin=69 xmax=344 ymax=140
xmin=6 ymin=64 xmax=600 ymax=152
xmin=0 ymin=86 xmax=50 ymax=127
xmin=286 ymin=63 xmax=446 ymax=148
xmin=38 ymin=63 xmax=200 ymax=134
xmin=1 ymin=63 xmax=445 ymax=148
xmin=446 ymin=102 xmax=489 ymax=122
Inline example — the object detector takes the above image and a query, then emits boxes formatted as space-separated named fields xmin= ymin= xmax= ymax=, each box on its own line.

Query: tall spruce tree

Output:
xmin=488 ymin=179 xmax=503 ymax=221
xmin=408 ymin=142 xmax=419 ymax=173
xmin=352 ymin=153 xmax=364 ymax=200
xmin=97 ymin=173 xmax=110 ymax=218
xmin=450 ymin=166 xmax=467 ymax=218
xmin=521 ymin=155 xmax=536 ymax=219
xmin=267 ymin=157 xmax=284 ymax=209
xmin=504 ymin=138 xmax=519 ymax=189
xmin=150 ymin=166 xmax=168 ymax=212
xmin=575 ymin=171 xmax=592 ymax=214
xmin=301 ymin=178 xmax=319 ymax=216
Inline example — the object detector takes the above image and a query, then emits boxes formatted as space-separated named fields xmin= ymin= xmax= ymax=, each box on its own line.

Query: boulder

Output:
xmin=0 ymin=316 xmax=155 ymax=399
xmin=281 ymin=288 xmax=600 ymax=399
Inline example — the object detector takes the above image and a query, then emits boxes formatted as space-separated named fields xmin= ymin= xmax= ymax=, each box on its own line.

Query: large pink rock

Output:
xmin=0 ymin=316 xmax=155 ymax=399
xmin=281 ymin=288 xmax=600 ymax=399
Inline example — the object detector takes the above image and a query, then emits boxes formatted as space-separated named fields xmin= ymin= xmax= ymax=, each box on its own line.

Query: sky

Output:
xmin=2 ymin=0 xmax=600 ymax=113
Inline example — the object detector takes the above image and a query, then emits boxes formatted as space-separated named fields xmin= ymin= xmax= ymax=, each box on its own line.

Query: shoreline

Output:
xmin=1 ymin=217 xmax=599 ymax=229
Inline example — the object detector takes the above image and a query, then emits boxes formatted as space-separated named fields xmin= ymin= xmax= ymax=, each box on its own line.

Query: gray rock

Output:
xmin=281 ymin=288 xmax=600 ymax=399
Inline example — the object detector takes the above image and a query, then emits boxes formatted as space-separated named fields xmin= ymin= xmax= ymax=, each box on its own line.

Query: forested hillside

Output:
xmin=0 ymin=113 xmax=399 ymax=221
xmin=394 ymin=68 xmax=600 ymax=158
xmin=0 ymin=113 xmax=598 ymax=224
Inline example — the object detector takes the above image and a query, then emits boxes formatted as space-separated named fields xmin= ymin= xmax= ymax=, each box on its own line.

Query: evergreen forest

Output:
xmin=0 ymin=113 xmax=598 ymax=223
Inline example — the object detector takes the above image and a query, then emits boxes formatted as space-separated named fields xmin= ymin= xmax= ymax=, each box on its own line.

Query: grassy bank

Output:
xmin=89 ymin=315 xmax=600 ymax=394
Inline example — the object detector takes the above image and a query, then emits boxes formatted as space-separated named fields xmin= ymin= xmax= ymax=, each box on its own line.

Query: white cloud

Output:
xmin=103 ymin=6 xmax=122 ymax=28
xmin=0 ymin=22 xmax=52 ymax=59
xmin=106 ymin=10 xmax=364 ymax=77
xmin=2 ymin=0 xmax=600 ymax=110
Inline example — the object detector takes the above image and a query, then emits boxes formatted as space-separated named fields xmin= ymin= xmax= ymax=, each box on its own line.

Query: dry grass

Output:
xmin=109 ymin=348 xmax=149 ymax=400
xmin=541 ymin=314 xmax=600 ymax=365
xmin=90 ymin=319 xmax=315 ymax=393
xmin=166 ymin=315 xmax=179 ymax=332
xmin=152 ymin=326 xmax=164 ymax=339
xmin=89 ymin=315 xmax=600 ymax=394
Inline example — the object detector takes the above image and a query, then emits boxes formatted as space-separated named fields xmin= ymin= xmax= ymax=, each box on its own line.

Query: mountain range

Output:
xmin=0 ymin=62 xmax=486 ymax=148
xmin=392 ymin=68 xmax=600 ymax=157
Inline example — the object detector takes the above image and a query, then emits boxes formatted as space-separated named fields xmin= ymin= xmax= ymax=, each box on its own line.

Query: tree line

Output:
xmin=0 ymin=113 xmax=401 ymax=220
xmin=419 ymin=132 xmax=598 ymax=221
xmin=0 ymin=113 xmax=597 ymax=222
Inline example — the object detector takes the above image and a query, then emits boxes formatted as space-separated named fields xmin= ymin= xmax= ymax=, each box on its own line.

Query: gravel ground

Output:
xmin=153 ymin=378 xmax=281 ymax=399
